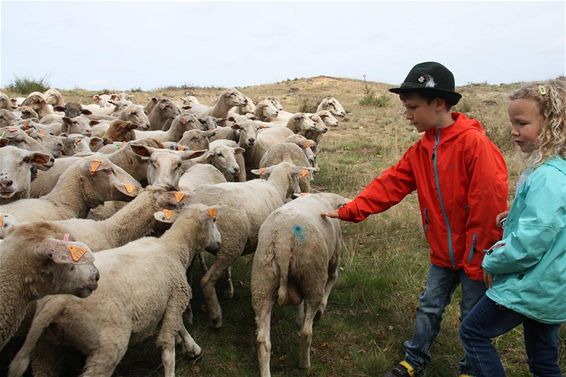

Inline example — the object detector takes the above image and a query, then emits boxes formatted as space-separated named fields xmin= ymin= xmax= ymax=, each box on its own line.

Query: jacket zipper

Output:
xmin=468 ymin=234 xmax=477 ymax=263
xmin=432 ymin=130 xmax=456 ymax=267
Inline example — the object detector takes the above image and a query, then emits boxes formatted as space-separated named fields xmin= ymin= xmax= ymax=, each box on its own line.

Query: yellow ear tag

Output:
xmin=0 ymin=215 xmax=4 ymax=228
xmin=124 ymin=183 xmax=135 ymax=194
xmin=67 ymin=245 xmax=86 ymax=262
xmin=299 ymin=169 xmax=309 ymax=177
xmin=303 ymin=141 xmax=313 ymax=148
xmin=258 ymin=168 xmax=266 ymax=176
xmin=74 ymin=137 xmax=83 ymax=145
xmin=177 ymin=145 xmax=187 ymax=151
xmin=89 ymin=160 xmax=102 ymax=175
xmin=21 ymin=121 xmax=30 ymax=130
xmin=207 ymin=207 xmax=218 ymax=219
xmin=163 ymin=209 xmax=175 ymax=220
xmin=175 ymin=192 xmax=185 ymax=203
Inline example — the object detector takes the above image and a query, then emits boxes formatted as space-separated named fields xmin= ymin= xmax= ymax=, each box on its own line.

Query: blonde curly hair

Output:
xmin=510 ymin=79 xmax=566 ymax=166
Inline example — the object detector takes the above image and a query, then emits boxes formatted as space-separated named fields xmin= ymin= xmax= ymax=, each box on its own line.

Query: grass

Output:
xmin=2 ymin=75 xmax=564 ymax=376
xmin=359 ymin=75 xmax=391 ymax=108
xmin=6 ymin=75 xmax=50 ymax=94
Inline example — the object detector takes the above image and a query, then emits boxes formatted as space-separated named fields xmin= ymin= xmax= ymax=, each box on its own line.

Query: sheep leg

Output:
xmin=200 ymin=252 xmax=240 ymax=328
xmin=254 ymin=299 xmax=274 ymax=377
xmin=29 ymin=338 xmax=63 ymax=377
xmin=178 ymin=325 xmax=201 ymax=358
xmin=217 ymin=266 xmax=234 ymax=299
xmin=295 ymin=301 xmax=305 ymax=328
xmin=317 ymin=260 xmax=339 ymax=320
xmin=298 ymin=301 xmax=318 ymax=370
xmin=80 ymin=333 xmax=129 ymax=377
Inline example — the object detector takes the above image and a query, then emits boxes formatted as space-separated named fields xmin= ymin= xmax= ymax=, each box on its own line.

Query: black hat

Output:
xmin=389 ymin=62 xmax=462 ymax=105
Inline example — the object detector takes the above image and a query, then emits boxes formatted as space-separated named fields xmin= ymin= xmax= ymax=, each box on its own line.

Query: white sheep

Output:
xmin=148 ymin=99 xmax=181 ymax=131
xmin=0 ymin=227 xmax=99 ymax=350
xmin=192 ymin=88 xmax=248 ymax=118
xmin=251 ymin=193 xmax=348 ymax=376
xmin=0 ymin=156 xmax=141 ymax=223
xmin=0 ymin=145 xmax=52 ymax=204
xmin=8 ymin=204 xmax=221 ymax=377
xmin=178 ymin=163 xmax=226 ymax=192
xmin=0 ymin=212 xmax=17 ymax=239
xmin=316 ymin=96 xmax=346 ymax=117
xmin=183 ymin=161 xmax=312 ymax=327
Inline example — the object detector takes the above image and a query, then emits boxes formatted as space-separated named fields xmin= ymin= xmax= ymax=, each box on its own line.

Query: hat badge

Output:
xmin=418 ymin=74 xmax=436 ymax=88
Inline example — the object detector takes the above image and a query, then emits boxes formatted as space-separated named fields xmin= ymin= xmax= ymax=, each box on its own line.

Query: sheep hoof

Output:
xmin=209 ymin=316 xmax=223 ymax=329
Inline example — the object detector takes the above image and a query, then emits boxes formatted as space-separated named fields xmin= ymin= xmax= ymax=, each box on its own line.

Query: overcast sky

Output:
xmin=1 ymin=1 xmax=564 ymax=91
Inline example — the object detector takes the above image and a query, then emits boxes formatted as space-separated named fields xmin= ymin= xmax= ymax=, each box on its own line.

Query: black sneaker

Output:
xmin=384 ymin=361 xmax=416 ymax=377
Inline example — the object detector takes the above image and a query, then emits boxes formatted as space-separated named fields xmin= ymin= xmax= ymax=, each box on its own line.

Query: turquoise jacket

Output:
xmin=483 ymin=157 xmax=566 ymax=324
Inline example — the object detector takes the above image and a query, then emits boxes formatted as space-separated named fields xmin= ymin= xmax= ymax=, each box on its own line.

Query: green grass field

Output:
xmin=3 ymin=76 xmax=565 ymax=376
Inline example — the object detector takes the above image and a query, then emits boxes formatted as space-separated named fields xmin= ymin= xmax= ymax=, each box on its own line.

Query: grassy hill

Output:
xmin=3 ymin=76 xmax=564 ymax=376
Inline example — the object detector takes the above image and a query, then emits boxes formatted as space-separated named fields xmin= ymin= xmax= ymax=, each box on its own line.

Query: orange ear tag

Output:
xmin=207 ymin=207 xmax=218 ymax=219
xmin=124 ymin=183 xmax=135 ymax=194
xmin=74 ymin=137 xmax=83 ymax=145
xmin=299 ymin=169 xmax=309 ymax=177
xmin=89 ymin=160 xmax=102 ymax=175
xmin=67 ymin=245 xmax=86 ymax=262
xmin=175 ymin=192 xmax=185 ymax=203
xmin=258 ymin=168 xmax=266 ymax=176
xmin=163 ymin=209 xmax=175 ymax=220
xmin=0 ymin=215 xmax=4 ymax=228
xmin=177 ymin=145 xmax=187 ymax=151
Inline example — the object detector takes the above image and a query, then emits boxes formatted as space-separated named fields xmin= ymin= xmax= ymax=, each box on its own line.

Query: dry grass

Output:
xmin=3 ymin=76 xmax=564 ymax=376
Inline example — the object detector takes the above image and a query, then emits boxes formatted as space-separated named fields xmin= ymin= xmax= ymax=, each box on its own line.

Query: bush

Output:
xmin=359 ymin=75 xmax=390 ymax=107
xmin=7 ymin=75 xmax=50 ymax=94
xmin=298 ymin=97 xmax=317 ymax=113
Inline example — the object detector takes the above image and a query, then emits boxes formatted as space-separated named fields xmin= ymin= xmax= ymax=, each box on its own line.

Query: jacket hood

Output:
xmin=423 ymin=112 xmax=484 ymax=144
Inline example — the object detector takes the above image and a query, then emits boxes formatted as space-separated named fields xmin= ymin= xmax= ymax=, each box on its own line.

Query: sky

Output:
xmin=1 ymin=1 xmax=565 ymax=91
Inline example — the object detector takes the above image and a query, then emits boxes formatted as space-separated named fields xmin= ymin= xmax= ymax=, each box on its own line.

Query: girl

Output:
xmin=460 ymin=80 xmax=566 ymax=377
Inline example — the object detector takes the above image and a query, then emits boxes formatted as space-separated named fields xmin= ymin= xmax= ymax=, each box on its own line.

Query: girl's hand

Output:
xmin=483 ymin=270 xmax=493 ymax=288
xmin=495 ymin=211 xmax=510 ymax=228
xmin=320 ymin=210 xmax=339 ymax=219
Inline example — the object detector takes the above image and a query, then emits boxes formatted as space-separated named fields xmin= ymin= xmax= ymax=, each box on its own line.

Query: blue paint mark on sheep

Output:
xmin=292 ymin=224 xmax=305 ymax=243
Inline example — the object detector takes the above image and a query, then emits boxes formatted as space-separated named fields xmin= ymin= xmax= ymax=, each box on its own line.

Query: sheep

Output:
xmin=41 ymin=102 xmax=92 ymax=124
xmin=178 ymin=163 xmax=226 ymax=192
xmin=299 ymin=114 xmax=328 ymax=153
xmin=0 ymin=227 xmax=99 ymax=350
xmin=197 ymin=115 xmax=219 ymax=131
xmin=61 ymin=134 xmax=103 ymax=156
xmin=178 ymin=129 xmax=211 ymax=151
xmin=20 ymin=94 xmax=52 ymax=119
xmin=101 ymin=119 xmax=138 ymax=144
xmin=254 ymin=99 xmax=279 ymax=121
xmin=0 ymin=92 xmax=13 ymax=110
xmin=259 ymin=138 xmax=317 ymax=193
xmin=0 ymin=126 xmax=55 ymax=169
xmin=130 ymin=145 xmax=207 ymax=189
xmin=316 ymin=96 xmax=346 ymax=117
xmin=144 ymin=96 xmax=160 ymax=115
xmin=183 ymin=161 xmax=312 ymax=327
xmin=251 ymin=193 xmax=348 ymax=376
xmin=315 ymin=109 xmax=338 ymax=127
xmin=148 ymin=99 xmax=181 ymax=131
xmin=203 ymin=139 xmax=246 ymax=182
xmin=17 ymin=106 xmax=39 ymax=121
xmin=0 ymin=146 xmax=52 ymax=204
xmin=14 ymin=186 xmax=186 ymax=251
xmin=0 ymin=109 xmax=18 ymax=129
xmin=135 ymin=113 xmax=203 ymax=142
xmin=29 ymin=138 xmax=162 ymax=197
xmin=0 ymin=156 xmax=141 ymax=223
xmin=42 ymin=89 xmax=65 ymax=107
xmin=229 ymin=96 xmax=256 ymax=116
xmin=8 ymin=203 xmax=220 ymax=377
xmin=266 ymin=96 xmax=283 ymax=111
xmin=22 ymin=126 xmax=65 ymax=158
xmin=192 ymin=88 xmax=248 ymax=118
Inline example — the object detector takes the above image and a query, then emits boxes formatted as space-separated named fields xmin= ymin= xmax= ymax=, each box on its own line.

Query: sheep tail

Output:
xmin=8 ymin=298 xmax=66 ymax=377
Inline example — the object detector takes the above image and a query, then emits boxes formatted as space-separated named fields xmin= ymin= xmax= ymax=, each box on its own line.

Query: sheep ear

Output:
xmin=303 ymin=140 xmax=316 ymax=148
xmin=23 ymin=152 xmax=52 ymax=167
xmin=181 ymin=149 xmax=207 ymax=161
xmin=230 ymin=123 xmax=241 ymax=130
xmin=251 ymin=167 xmax=268 ymax=177
xmin=85 ymin=158 xmax=112 ymax=175
xmin=154 ymin=209 xmax=178 ymax=223
xmin=62 ymin=117 xmax=72 ymax=125
xmin=89 ymin=137 xmax=104 ymax=151
xmin=159 ymin=191 xmax=190 ymax=208
xmin=234 ymin=147 xmax=245 ymax=155
xmin=109 ymin=167 xmax=141 ymax=197
xmin=292 ymin=193 xmax=310 ymax=199
xmin=81 ymin=109 xmax=92 ymax=115
xmin=182 ymin=105 xmax=191 ymax=110
xmin=37 ymin=238 xmax=95 ymax=265
xmin=89 ymin=120 xmax=99 ymax=126
xmin=53 ymin=106 xmax=66 ymax=112
xmin=130 ymin=144 xmax=154 ymax=158
xmin=126 ymin=122 xmax=138 ymax=130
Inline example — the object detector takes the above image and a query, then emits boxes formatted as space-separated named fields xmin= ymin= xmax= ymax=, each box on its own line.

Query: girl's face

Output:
xmin=509 ymin=98 xmax=544 ymax=153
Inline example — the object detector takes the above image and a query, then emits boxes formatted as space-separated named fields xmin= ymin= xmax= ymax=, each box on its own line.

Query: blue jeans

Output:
xmin=403 ymin=264 xmax=486 ymax=376
xmin=460 ymin=296 xmax=563 ymax=377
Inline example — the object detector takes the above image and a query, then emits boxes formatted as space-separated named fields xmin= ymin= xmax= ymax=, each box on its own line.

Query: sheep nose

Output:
xmin=0 ymin=179 xmax=13 ymax=187
xmin=322 ymin=128 xmax=328 ymax=133
xmin=233 ymin=167 xmax=240 ymax=174
xmin=95 ymin=271 xmax=100 ymax=281
xmin=248 ymin=138 xmax=255 ymax=145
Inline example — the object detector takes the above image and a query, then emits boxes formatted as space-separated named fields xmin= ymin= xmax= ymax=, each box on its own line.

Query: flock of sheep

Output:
xmin=0 ymin=86 xmax=349 ymax=376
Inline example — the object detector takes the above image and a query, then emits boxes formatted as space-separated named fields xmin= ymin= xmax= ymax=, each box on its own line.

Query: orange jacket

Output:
xmin=338 ymin=113 xmax=508 ymax=280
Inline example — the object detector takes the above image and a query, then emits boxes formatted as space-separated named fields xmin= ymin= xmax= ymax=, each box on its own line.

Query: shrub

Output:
xmin=298 ymin=97 xmax=317 ymax=113
xmin=359 ymin=75 xmax=390 ymax=107
xmin=7 ymin=75 xmax=50 ymax=94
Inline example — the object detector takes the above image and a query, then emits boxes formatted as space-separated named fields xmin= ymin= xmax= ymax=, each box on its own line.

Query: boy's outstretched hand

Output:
xmin=320 ymin=210 xmax=339 ymax=218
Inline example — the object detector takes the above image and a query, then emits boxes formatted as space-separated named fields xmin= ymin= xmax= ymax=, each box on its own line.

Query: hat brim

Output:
xmin=389 ymin=86 xmax=462 ymax=106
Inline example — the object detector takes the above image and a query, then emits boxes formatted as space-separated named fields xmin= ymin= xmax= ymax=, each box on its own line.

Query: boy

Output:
xmin=322 ymin=62 xmax=508 ymax=377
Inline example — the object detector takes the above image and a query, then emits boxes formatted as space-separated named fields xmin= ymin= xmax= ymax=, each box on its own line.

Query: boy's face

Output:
xmin=400 ymin=93 xmax=446 ymax=133
xmin=508 ymin=98 xmax=543 ymax=153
